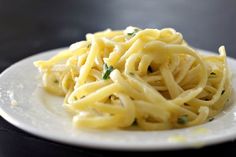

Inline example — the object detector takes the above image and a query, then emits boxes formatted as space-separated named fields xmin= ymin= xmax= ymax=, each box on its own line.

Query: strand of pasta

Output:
xmin=34 ymin=26 xmax=231 ymax=130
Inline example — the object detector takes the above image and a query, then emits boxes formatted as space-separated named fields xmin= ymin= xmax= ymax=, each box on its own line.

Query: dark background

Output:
xmin=0 ymin=0 xmax=236 ymax=156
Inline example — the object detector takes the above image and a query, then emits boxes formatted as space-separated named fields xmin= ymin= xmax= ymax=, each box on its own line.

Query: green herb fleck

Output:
xmin=74 ymin=96 xmax=78 ymax=100
xmin=80 ymin=96 xmax=86 ymax=99
xmin=221 ymin=90 xmax=225 ymax=95
xmin=210 ymin=72 xmax=216 ymax=75
xmin=87 ymin=43 xmax=91 ymax=48
xmin=102 ymin=63 xmax=114 ymax=80
xmin=103 ymin=63 xmax=108 ymax=70
xmin=127 ymin=32 xmax=134 ymax=36
xmin=208 ymin=117 xmax=214 ymax=122
xmin=177 ymin=115 xmax=188 ymax=124
xmin=127 ymin=28 xmax=139 ymax=37
xmin=129 ymin=72 xmax=134 ymax=75
xmin=54 ymin=80 xmax=59 ymax=84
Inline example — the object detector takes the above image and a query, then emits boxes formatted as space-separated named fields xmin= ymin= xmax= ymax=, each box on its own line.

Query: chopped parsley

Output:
xmin=177 ymin=115 xmax=188 ymax=124
xmin=102 ymin=63 xmax=114 ymax=80
xmin=80 ymin=95 xmax=86 ymax=99
xmin=54 ymin=80 xmax=59 ymax=84
xmin=210 ymin=72 xmax=216 ymax=75
xmin=127 ymin=28 xmax=140 ymax=37
xmin=87 ymin=43 xmax=91 ymax=48
xmin=129 ymin=72 xmax=135 ymax=75
xmin=127 ymin=32 xmax=134 ymax=36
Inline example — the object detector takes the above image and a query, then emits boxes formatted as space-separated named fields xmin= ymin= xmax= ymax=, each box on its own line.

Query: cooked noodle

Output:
xmin=34 ymin=26 xmax=231 ymax=130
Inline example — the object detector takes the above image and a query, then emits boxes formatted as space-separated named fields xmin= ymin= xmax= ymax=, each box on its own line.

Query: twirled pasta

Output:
xmin=34 ymin=26 xmax=232 ymax=130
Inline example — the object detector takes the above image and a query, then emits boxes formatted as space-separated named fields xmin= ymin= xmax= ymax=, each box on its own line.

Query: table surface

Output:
xmin=0 ymin=0 xmax=236 ymax=156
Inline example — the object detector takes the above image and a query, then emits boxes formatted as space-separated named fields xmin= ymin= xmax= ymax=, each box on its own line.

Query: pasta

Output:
xmin=34 ymin=26 xmax=232 ymax=130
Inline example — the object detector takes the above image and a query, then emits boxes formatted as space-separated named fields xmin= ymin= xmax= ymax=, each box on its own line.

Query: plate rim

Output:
xmin=0 ymin=47 xmax=236 ymax=151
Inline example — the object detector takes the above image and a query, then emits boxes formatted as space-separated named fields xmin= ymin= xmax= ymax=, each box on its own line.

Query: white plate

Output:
xmin=0 ymin=48 xmax=236 ymax=151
